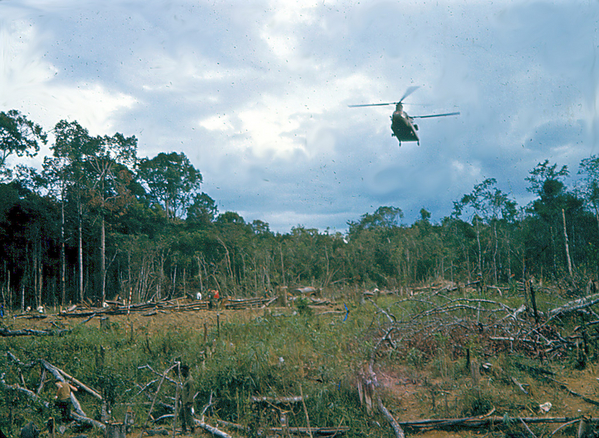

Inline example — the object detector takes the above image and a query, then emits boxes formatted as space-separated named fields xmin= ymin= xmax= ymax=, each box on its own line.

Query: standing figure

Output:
xmin=54 ymin=381 xmax=74 ymax=423
xmin=180 ymin=365 xmax=195 ymax=434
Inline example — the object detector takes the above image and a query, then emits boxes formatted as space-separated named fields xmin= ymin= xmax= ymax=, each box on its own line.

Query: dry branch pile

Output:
xmin=360 ymin=281 xmax=599 ymax=436
xmin=368 ymin=285 xmax=599 ymax=363
xmin=57 ymin=296 xmax=277 ymax=319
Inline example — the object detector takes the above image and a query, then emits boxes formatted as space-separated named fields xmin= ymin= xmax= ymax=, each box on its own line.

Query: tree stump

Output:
xmin=105 ymin=422 xmax=125 ymax=438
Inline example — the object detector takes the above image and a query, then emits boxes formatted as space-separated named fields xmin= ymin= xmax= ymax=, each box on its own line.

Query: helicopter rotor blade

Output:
xmin=399 ymin=85 xmax=420 ymax=103
xmin=347 ymin=102 xmax=396 ymax=108
xmin=412 ymin=112 xmax=460 ymax=119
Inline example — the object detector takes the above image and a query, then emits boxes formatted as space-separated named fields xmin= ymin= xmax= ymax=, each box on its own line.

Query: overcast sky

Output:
xmin=1 ymin=0 xmax=598 ymax=232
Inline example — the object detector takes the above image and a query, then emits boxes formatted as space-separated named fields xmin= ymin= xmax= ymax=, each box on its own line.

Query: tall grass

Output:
xmin=0 ymin=301 xmax=380 ymax=437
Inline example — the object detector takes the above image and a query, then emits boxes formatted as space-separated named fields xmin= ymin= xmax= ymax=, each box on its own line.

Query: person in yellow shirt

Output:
xmin=54 ymin=381 xmax=75 ymax=422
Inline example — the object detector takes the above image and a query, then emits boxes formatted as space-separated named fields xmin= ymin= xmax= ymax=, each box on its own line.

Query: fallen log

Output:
xmin=40 ymin=359 xmax=103 ymax=400
xmin=377 ymin=396 xmax=404 ymax=438
xmin=56 ymin=366 xmax=103 ymax=400
xmin=7 ymin=352 xmax=102 ymax=409
xmin=0 ymin=327 xmax=69 ymax=337
xmin=0 ymin=373 xmax=50 ymax=409
xmin=260 ymin=426 xmax=349 ymax=436
xmin=0 ymin=372 xmax=104 ymax=429
xmin=549 ymin=293 xmax=599 ymax=318
xmin=547 ymin=377 xmax=599 ymax=407
xmin=397 ymin=415 xmax=597 ymax=431
xmin=71 ymin=412 xmax=106 ymax=430
xmin=193 ymin=420 xmax=234 ymax=438
xmin=511 ymin=377 xmax=529 ymax=395
xmin=251 ymin=395 xmax=306 ymax=404
xmin=12 ymin=313 xmax=47 ymax=320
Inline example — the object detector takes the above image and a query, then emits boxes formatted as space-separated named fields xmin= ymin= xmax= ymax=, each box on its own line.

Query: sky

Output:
xmin=1 ymin=0 xmax=598 ymax=233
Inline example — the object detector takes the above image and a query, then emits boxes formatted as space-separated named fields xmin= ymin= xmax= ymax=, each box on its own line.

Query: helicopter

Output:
xmin=348 ymin=86 xmax=460 ymax=146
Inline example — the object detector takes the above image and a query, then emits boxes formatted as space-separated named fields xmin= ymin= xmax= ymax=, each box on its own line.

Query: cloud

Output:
xmin=0 ymin=7 xmax=137 ymax=164
xmin=1 ymin=0 xmax=596 ymax=232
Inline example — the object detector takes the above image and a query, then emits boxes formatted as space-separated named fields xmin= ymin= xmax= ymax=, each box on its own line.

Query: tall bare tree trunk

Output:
xmin=562 ymin=209 xmax=573 ymax=278
xmin=61 ymin=196 xmax=66 ymax=306
xmin=78 ymin=200 xmax=84 ymax=303
xmin=101 ymin=215 xmax=106 ymax=304
xmin=280 ymin=244 xmax=286 ymax=287
xmin=37 ymin=241 xmax=43 ymax=308
xmin=476 ymin=222 xmax=482 ymax=276
xmin=196 ymin=256 xmax=204 ymax=293
xmin=493 ymin=223 xmax=498 ymax=284
xmin=33 ymin=245 xmax=39 ymax=309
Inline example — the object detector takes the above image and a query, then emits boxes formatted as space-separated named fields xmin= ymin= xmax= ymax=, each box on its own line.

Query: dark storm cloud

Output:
xmin=1 ymin=0 xmax=597 ymax=232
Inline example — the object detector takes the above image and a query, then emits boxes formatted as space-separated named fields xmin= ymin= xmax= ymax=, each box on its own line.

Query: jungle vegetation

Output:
xmin=2 ymin=109 xmax=599 ymax=309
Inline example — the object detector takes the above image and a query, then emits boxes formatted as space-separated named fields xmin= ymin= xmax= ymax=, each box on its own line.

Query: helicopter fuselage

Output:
xmin=347 ymin=87 xmax=459 ymax=146
xmin=391 ymin=109 xmax=419 ymax=145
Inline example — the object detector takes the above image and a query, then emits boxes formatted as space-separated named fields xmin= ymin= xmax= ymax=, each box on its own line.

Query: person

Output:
xmin=54 ymin=381 xmax=74 ymax=423
xmin=213 ymin=290 xmax=221 ymax=309
xmin=180 ymin=365 xmax=195 ymax=434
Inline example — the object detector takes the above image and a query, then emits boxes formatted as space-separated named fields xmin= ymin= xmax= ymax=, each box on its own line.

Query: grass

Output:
xmin=1 ymin=284 xmax=599 ymax=438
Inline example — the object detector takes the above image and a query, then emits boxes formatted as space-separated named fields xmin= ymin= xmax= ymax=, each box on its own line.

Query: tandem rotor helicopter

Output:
xmin=348 ymin=86 xmax=460 ymax=146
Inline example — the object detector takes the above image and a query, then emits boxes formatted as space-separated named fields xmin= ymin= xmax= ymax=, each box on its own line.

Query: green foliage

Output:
xmin=295 ymin=297 xmax=314 ymax=316
xmin=138 ymin=151 xmax=201 ymax=221
xmin=4 ymin=111 xmax=599 ymax=311
xmin=457 ymin=388 xmax=494 ymax=417
xmin=0 ymin=109 xmax=47 ymax=174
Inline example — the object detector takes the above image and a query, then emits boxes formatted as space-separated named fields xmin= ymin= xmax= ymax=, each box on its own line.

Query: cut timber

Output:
xmin=71 ymin=412 xmax=106 ymax=430
xmin=214 ymin=420 xmax=350 ymax=437
xmin=377 ymin=396 xmax=404 ymax=438
xmin=193 ymin=420 xmax=233 ymax=438
xmin=40 ymin=359 xmax=103 ymax=400
xmin=398 ymin=416 xmax=599 ymax=431
xmin=263 ymin=426 xmax=349 ymax=436
xmin=0 ymin=373 xmax=104 ymax=430
xmin=547 ymin=377 xmax=599 ymax=407
xmin=511 ymin=377 xmax=529 ymax=395
xmin=0 ymin=327 xmax=69 ymax=337
xmin=549 ymin=293 xmax=599 ymax=318
xmin=251 ymin=395 xmax=306 ymax=404
xmin=0 ymin=372 xmax=50 ymax=409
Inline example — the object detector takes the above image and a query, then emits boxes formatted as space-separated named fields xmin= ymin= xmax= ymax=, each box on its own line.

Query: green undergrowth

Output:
xmin=0 ymin=301 xmax=380 ymax=437
xmin=1 ymin=284 xmax=596 ymax=438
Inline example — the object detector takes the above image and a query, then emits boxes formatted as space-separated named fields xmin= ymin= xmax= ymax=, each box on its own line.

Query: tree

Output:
xmin=186 ymin=193 xmax=218 ymax=227
xmin=0 ymin=110 xmax=47 ymax=178
xmin=47 ymin=120 xmax=98 ymax=303
xmin=138 ymin=152 xmax=202 ymax=221
xmin=525 ymin=161 xmax=583 ymax=279
xmin=454 ymin=178 xmax=518 ymax=283
xmin=85 ymin=133 xmax=138 ymax=304
xmin=348 ymin=206 xmax=403 ymax=234
xmin=526 ymin=160 xmax=569 ymax=195
xmin=579 ymin=155 xmax=599 ymax=234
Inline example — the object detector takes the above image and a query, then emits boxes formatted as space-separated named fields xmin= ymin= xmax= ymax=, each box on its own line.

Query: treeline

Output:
xmin=1 ymin=109 xmax=599 ymax=309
